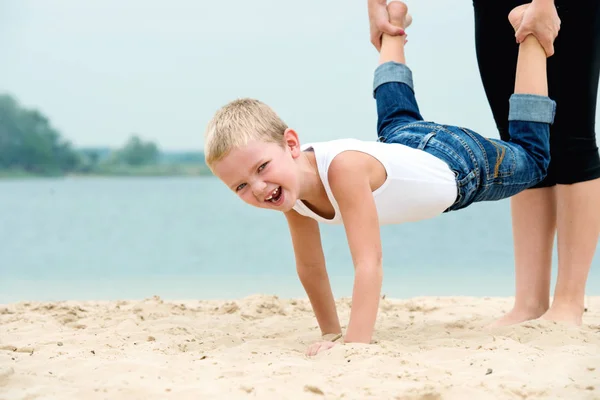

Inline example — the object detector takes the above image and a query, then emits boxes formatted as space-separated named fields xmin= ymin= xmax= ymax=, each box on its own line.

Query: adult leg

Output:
xmin=474 ymin=0 xmax=556 ymax=326
xmin=463 ymin=6 xmax=554 ymax=206
xmin=542 ymin=0 xmax=600 ymax=325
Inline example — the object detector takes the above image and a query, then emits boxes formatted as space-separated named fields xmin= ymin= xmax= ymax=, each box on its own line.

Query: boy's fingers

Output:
xmin=306 ymin=345 xmax=315 ymax=356
xmin=306 ymin=343 xmax=324 ymax=356
xmin=306 ymin=341 xmax=338 ymax=357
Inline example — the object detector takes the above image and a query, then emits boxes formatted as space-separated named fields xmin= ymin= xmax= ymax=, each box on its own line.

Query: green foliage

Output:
xmin=0 ymin=93 xmax=210 ymax=177
xmin=0 ymin=94 xmax=81 ymax=175
xmin=112 ymin=135 xmax=159 ymax=166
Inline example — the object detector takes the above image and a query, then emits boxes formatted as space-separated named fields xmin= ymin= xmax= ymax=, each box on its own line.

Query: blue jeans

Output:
xmin=373 ymin=61 xmax=556 ymax=211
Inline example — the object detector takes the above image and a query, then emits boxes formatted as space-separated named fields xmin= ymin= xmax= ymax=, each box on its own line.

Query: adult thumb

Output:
xmin=514 ymin=26 xmax=554 ymax=56
xmin=540 ymin=39 xmax=555 ymax=57
xmin=514 ymin=25 xmax=530 ymax=44
xmin=383 ymin=21 xmax=405 ymax=36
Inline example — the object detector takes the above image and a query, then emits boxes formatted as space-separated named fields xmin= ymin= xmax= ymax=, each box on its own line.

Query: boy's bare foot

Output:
xmin=487 ymin=305 xmax=547 ymax=329
xmin=387 ymin=1 xmax=412 ymax=31
xmin=508 ymin=4 xmax=529 ymax=33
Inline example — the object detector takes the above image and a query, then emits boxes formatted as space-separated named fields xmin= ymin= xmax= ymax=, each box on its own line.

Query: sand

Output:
xmin=1 ymin=295 xmax=599 ymax=400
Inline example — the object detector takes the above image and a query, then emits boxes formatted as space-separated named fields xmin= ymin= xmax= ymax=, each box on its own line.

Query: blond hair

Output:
xmin=204 ymin=98 xmax=288 ymax=169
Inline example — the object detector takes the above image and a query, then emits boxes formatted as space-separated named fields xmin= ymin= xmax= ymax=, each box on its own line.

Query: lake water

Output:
xmin=1 ymin=177 xmax=599 ymax=303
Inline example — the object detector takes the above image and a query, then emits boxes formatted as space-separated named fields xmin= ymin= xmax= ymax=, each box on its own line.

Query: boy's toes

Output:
xmin=404 ymin=14 xmax=413 ymax=30
xmin=508 ymin=4 xmax=529 ymax=32
xmin=387 ymin=1 xmax=410 ymax=28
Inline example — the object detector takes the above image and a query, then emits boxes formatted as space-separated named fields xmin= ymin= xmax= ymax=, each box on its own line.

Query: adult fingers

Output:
xmin=515 ymin=26 xmax=555 ymax=57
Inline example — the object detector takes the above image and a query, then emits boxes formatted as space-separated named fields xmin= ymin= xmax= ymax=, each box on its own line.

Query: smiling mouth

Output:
xmin=265 ymin=186 xmax=283 ymax=204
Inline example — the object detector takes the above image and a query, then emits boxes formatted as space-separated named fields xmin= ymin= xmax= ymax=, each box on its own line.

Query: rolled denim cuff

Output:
xmin=508 ymin=94 xmax=556 ymax=124
xmin=373 ymin=61 xmax=414 ymax=98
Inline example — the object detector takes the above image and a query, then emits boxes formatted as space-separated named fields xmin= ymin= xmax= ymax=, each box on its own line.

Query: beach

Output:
xmin=1 ymin=295 xmax=599 ymax=400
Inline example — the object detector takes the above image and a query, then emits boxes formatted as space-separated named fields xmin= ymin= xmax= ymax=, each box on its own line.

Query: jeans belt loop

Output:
xmin=418 ymin=131 xmax=436 ymax=150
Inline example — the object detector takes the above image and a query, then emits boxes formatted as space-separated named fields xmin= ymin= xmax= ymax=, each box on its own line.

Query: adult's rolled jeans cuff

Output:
xmin=508 ymin=94 xmax=556 ymax=124
xmin=373 ymin=61 xmax=414 ymax=98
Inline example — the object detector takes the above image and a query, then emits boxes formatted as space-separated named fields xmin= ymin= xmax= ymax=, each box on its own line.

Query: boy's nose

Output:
xmin=251 ymin=181 xmax=267 ymax=198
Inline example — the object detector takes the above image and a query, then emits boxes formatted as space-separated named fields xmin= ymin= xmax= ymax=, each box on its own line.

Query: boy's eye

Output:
xmin=235 ymin=183 xmax=246 ymax=192
xmin=258 ymin=162 xmax=268 ymax=172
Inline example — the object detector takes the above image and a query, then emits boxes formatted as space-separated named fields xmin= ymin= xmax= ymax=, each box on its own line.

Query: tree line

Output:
xmin=0 ymin=94 xmax=209 ymax=176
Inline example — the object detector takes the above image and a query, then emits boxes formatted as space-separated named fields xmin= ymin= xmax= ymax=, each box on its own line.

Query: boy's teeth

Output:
xmin=266 ymin=187 xmax=280 ymax=202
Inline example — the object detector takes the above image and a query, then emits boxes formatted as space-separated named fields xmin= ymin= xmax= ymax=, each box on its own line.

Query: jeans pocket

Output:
xmin=482 ymin=138 xmax=517 ymax=180
xmin=448 ymin=169 xmax=477 ymax=211
xmin=460 ymin=128 xmax=516 ymax=181
xmin=383 ymin=124 xmax=435 ymax=148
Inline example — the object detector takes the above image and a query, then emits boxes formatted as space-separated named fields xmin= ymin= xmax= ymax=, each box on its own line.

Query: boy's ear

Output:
xmin=283 ymin=128 xmax=302 ymax=159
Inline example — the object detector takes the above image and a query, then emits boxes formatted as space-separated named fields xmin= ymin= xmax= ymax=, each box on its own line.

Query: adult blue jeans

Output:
xmin=373 ymin=61 xmax=556 ymax=211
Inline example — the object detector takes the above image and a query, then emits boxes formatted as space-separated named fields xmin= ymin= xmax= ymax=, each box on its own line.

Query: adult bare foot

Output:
xmin=487 ymin=305 xmax=547 ymax=329
xmin=540 ymin=301 xmax=584 ymax=326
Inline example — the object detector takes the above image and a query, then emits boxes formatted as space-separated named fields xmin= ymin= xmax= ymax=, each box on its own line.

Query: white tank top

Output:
xmin=292 ymin=138 xmax=458 ymax=225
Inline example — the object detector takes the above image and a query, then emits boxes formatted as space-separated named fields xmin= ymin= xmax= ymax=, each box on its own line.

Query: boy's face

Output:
xmin=212 ymin=129 xmax=302 ymax=212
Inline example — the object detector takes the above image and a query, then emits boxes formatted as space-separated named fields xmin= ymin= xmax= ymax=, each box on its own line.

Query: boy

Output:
xmin=204 ymin=2 xmax=555 ymax=356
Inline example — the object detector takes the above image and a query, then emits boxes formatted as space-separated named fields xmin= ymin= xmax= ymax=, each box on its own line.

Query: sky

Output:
xmin=1 ymin=0 xmax=598 ymax=151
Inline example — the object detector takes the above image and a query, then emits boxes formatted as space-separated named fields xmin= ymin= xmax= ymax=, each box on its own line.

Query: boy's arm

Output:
xmin=328 ymin=153 xmax=383 ymax=344
xmin=284 ymin=209 xmax=341 ymax=337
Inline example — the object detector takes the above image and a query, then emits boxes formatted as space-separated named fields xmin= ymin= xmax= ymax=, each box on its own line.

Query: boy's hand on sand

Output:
xmin=305 ymin=341 xmax=337 ymax=357
xmin=514 ymin=0 xmax=560 ymax=57
xmin=369 ymin=0 xmax=405 ymax=51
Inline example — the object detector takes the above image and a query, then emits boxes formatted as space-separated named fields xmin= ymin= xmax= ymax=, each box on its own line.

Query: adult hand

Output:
xmin=369 ymin=0 xmax=405 ymax=51
xmin=515 ymin=0 xmax=561 ymax=57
